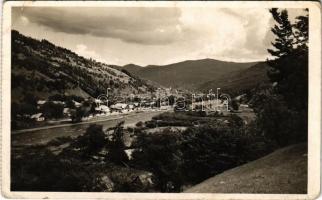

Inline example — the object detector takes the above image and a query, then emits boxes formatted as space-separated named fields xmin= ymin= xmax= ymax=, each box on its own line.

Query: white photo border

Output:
xmin=1 ymin=1 xmax=321 ymax=199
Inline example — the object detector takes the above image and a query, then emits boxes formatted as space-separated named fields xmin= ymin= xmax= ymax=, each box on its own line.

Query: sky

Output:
xmin=12 ymin=7 xmax=305 ymax=66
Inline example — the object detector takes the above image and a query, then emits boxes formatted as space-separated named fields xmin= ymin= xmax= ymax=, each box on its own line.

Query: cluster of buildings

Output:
xmin=29 ymin=95 xmax=172 ymax=122
xmin=26 ymin=87 xmax=250 ymax=123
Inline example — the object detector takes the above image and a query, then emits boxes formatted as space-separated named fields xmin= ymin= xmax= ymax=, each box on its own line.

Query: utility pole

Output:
xmin=106 ymin=88 xmax=110 ymax=106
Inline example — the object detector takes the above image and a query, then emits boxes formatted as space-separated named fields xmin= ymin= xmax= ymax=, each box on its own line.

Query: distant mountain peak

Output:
xmin=123 ymin=58 xmax=263 ymax=91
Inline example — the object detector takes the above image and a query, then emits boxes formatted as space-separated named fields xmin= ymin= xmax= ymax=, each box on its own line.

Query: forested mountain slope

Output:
xmin=11 ymin=30 xmax=154 ymax=103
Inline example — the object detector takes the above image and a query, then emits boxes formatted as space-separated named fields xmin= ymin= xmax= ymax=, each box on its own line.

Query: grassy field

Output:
xmin=185 ymin=143 xmax=307 ymax=194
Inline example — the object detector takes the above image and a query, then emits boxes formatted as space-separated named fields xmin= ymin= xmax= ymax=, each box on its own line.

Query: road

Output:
xmin=12 ymin=111 xmax=166 ymax=146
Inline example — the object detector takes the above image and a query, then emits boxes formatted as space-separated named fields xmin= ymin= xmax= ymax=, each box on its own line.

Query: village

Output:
xmin=14 ymin=86 xmax=252 ymax=130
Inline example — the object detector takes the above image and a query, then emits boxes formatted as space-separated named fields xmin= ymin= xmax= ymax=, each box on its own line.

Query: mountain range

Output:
xmin=123 ymin=59 xmax=270 ymax=94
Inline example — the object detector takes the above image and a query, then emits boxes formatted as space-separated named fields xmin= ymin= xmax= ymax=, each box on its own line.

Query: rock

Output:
xmin=132 ymin=172 xmax=154 ymax=189
xmin=99 ymin=175 xmax=114 ymax=192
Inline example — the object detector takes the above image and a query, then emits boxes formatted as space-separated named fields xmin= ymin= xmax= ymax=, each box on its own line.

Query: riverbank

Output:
xmin=12 ymin=110 xmax=167 ymax=146
xmin=12 ymin=110 xmax=166 ymax=134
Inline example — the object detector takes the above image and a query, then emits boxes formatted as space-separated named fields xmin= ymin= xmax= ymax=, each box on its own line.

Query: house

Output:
xmin=94 ymin=99 xmax=103 ymax=104
xmin=125 ymin=149 xmax=135 ymax=160
xmin=30 ymin=113 xmax=45 ymax=121
xmin=95 ymin=105 xmax=110 ymax=113
xmin=52 ymin=101 xmax=65 ymax=105
xmin=240 ymin=104 xmax=249 ymax=108
xmin=235 ymin=94 xmax=247 ymax=101
xmin=63 ymin=108 xmax=71 ymax=116
xmin=37 ymin=100 xmax=46 ymax=105
xmin=110 ymin=103 xmax=128 ymax=110
xmin=128 ymin=104 xmax=134 ymax=110
xmin=73 ymin=100 xmax=82 ymax=107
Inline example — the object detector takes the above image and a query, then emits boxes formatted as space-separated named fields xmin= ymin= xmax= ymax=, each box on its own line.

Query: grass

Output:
xmin=184 ymin=143 xmax=307 ymax=194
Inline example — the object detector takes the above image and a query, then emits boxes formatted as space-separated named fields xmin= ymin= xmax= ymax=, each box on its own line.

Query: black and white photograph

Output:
xmin=1 ymin=1 xmax=321 ymax=199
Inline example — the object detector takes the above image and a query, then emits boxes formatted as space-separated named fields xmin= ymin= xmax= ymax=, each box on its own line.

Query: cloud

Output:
xmin=75 ymin=44 xmax=105 ymax=63
xmin=177 ymin=8 xmax=273 ymax=62
xmin=12 ymin=7 xmax=306 ymax=65
xmin=17 ymin=7 xmax=184 ymax=45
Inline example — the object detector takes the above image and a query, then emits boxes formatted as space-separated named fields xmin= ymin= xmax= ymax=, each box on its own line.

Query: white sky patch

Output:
xmin=75 ymin=44 xmax=109 ymax=64
xmin=20 ymin=16 xmax=29 ymax=26
xmin=177 ymin=8 xmax=273 ymax=62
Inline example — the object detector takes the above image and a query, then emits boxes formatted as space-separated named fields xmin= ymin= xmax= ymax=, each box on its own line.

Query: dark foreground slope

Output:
xmin=185 ymin=143 xmax=307 ymax=194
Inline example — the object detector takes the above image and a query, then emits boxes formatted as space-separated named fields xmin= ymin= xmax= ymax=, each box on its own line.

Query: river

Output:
xmin=12 ymin=111 xmax=166 ymax=146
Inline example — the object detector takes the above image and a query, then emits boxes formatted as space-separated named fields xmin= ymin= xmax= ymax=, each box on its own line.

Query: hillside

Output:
xmin=123 ymin=64 xmax=143 ymax=74
xmin=11 ymin=30 xmax=154 ymax=102
xmin=124 ymin=59 xmax=258 ymax=91
xmin=198 ymin=62 xmax=270 ymax=94
xmin=185 ymin=143 xmax=307 ymax=194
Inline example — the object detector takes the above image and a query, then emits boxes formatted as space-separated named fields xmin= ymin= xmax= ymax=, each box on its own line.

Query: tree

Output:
xmin=168 ymin=95 xmax=176 ymax=106
xmin=23 ymin=93 xmax=38 ymax=106
xmin=230 ymin=99 xmax=240 ymax=111
xmin=131 ymin=130 xmax=184 ymax=192
xmin=267 ymin=8 xmax=308 ymax=111
xmin=293 ymin=9 xmax=308 ymax=48
xmin=75 ymin=124 xmax=106 ymax=156
xmin=254 ymin=9 xmax=309 ymax=146
xmin=71 ymin=107 xmax=85 ymax=122
xmin=19 ymin=103 xmax=38 ymax=115
xmin=267 ymin=8 xmax=294 ymax=59
xmin=66 ymin=99 xmax=76 ymax=109
xmin=41 ymin=102 xmax=64 ymax=119
xmin=107 ymin=121 xmax=129 ymax=165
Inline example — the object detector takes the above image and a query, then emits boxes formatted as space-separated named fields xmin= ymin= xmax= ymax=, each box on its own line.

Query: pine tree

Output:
xmin=267 ymin=8 xmax=308 ymax=110
xmin=294 ymin=9 xmax=309 ymax=49
xmin=268 ymin=8 xmax=294 ymax=58
xmin=255 ymin=8 xmax=310 ymax=145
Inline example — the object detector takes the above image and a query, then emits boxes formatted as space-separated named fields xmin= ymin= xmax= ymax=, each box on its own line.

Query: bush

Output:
xmin=73 ymin=124 xmax=107 ymax=156
xmin=131 ymin=116 xmax=274 ymax=192
xmin=48 ymin=94 xmax=67 ymax=101
xmin=145 ymin=120 xmax=157 ymax=128
xmin=107 ymin=122 xmax=129 ymax=165
xmin=136 ymin=121 xmax=143 ymax=127
xmin=41 ymin=102 xmax=64 ymax=119
xmin=185 ymin=110 xmax=207 ymax=117
xmin=253 ymin=94 xmax=307 ymax=146
xmin=230 ymin=99 xmax=240 ymax=111
xmin=11 ymin=149 xmax=96 ymax=191
xmin=131 ymin=130 xmax=184 ymax=192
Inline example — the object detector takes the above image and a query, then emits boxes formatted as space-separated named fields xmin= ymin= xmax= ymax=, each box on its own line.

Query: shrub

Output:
xmin=136 ymin=121 xmax=143 ymax=127
xmin=131 ymin=130 xmax=184 ymax=192
xmin=254 ymin=94 xmax=307 ymax=146
xmin=11 ymin=149 xmax=95 ymax=191
xmin=131 ymin=116 xmax=275 ymax=191
xmin=73 ymin=124 xmax=106 ymax=156
xmin=41 ymin=102 xmax=64 ymax=119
